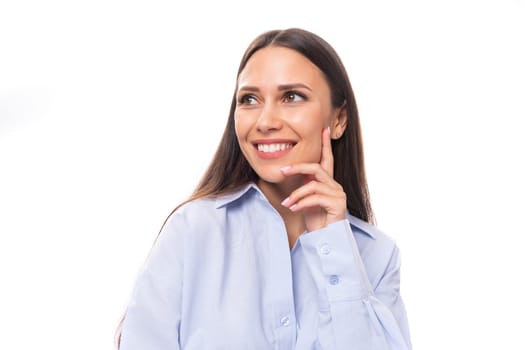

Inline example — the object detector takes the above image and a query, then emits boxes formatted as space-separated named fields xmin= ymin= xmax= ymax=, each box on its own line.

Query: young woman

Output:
xmin=117 ymin=28 xmax=412 ymax=350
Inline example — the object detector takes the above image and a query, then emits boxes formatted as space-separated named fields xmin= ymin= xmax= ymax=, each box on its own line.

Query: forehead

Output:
xmin=237 ymin=46 xmax=327 ymax=89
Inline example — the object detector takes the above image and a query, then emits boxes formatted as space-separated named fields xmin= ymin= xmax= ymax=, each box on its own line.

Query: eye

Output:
xmin=238 ymin=94 xmax=258 ymax=105
xmin=283 ymin=91 xmax=306 ymax=103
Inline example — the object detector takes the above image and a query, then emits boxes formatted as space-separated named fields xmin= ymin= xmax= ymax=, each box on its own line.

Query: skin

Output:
xmin=234 ymin=46 xmax=348 ymax=249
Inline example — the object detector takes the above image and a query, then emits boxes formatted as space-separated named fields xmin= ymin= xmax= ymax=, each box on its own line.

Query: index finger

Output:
xmin=320 ymin=127 xmax=334 ymax=177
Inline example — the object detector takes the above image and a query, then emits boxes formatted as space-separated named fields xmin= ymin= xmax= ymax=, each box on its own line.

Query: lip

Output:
xmin=251 ymin=139 xmax=296 ymax=160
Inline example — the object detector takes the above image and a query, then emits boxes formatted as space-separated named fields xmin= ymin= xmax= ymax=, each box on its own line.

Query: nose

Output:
xmin=256 ymin=103 xmax=283 ymax=133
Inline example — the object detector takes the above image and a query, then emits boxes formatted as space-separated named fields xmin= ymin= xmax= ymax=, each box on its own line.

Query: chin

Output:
xmin=254 ymin=168 xmax=288 ymax=184
xmin=257 ymin=170 xmax=304 ymax=188
xmin=258 ymin=174 xmax=286 ymax=184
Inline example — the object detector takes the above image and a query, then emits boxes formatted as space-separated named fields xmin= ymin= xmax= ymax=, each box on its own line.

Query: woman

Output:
xmin=117 ymin=28 xmax=412 ymax=349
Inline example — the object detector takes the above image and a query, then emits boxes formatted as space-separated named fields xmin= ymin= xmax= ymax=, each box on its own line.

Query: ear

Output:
xmin=330 ymin=101 xmax=348 ymax=140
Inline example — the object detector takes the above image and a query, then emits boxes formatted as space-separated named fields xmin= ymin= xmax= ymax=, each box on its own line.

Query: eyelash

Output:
xmin=283 ymin=91 xmax=306 ymax=102
xmin=237 ymin=91 xmax=306 ymax=105
xmin=238 ymin=94 xmax=257 ymax=105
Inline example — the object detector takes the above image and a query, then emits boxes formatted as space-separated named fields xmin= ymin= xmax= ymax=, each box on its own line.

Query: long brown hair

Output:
xmin=189 ymin=28 xmax=374 ymax=223
xmin=116 ymin=28 xmax=374 ymax=348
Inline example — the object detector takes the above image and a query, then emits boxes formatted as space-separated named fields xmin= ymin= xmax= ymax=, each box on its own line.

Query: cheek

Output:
xmin=288 ymin=110 xmax=327 ymax=162
xmin=234 ymin=110 xmax=256 ymax=137
xmin=234 ymin=113 xmax=246 ymax=139
xmin=306 ymin=135 xmax=323 ymax=162
xmin=287 ymin=105 xmax=330 ymax=128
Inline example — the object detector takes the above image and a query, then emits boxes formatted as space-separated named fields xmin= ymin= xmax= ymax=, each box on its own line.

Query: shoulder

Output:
xmin=163 ymin=196 xmax=226 ymax=235
xmin=174 ymin=197 xmax=221 ymax=219
xmin=161 ymin=189 xmax=257 ymax=240
xmin=151 ymin=197 xmax=228 ymax=266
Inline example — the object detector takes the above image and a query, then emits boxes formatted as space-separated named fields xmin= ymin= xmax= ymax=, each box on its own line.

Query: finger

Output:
xmin=320 ymin=127 xmax=334 ymax=177
xmin=286 ymin=193 xmax=347 ymax=220
xmin=280 ymin=163 xmax=336 ymax=187
xmin=281 ymin=180 xmax=344 ymax=208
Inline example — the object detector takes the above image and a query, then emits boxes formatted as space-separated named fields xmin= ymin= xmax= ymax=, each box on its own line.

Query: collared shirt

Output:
xmin=120 ymin=183 xmax=412 ymax=350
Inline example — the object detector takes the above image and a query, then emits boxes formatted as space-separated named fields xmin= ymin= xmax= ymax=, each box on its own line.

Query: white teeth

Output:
xmin=257 ymin=143 xmax=293 ymax=153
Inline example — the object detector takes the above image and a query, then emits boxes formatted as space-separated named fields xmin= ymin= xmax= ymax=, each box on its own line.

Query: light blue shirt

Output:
xmin=120 ymin=183 xmax=412 ymax=349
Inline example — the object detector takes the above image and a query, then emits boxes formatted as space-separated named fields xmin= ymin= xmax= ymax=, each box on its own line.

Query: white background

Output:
xmin=1 ymin=1 xmax=524 ymax=349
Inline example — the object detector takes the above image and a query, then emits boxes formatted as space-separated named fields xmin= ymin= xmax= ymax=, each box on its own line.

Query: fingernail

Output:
xmin=280 ymin=166 xmax=291 ymax=172
xmin=289 ymin=204 xmax=298 ymax=211
xmin=281 ymin=197 xmax=290 ymax=206
xmin=327 ymin=126 xmax=331 ymax=135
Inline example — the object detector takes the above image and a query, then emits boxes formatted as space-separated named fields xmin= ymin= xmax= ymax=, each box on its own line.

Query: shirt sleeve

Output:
xmin=119 ymin=214 xmax=184 ymax=350
xmin=298 ymin=219 xmax=412 ymax=350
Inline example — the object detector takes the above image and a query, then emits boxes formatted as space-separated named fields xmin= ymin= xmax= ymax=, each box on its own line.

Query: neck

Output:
xmin=257 ymin=176 xmax=306 ymax=250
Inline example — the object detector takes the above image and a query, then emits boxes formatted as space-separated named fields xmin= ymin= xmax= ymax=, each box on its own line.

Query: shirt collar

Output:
xmin=214 ymin=182 xmax=375 ymax=239
xmin=214 ymin=182 xmax=262 ymax=209
xmin=346 ymin=214 xmax=376 ymax=239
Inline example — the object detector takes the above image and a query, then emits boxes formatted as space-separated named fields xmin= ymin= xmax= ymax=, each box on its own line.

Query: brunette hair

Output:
xmin=116 ymin=27 xmax=375 ymax=349
xmin=190 ymin=28 xmax=374 ymax=223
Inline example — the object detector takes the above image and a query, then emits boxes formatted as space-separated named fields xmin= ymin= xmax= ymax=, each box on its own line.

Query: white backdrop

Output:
xmin=1 ymin=1 xmax=524 ymax=349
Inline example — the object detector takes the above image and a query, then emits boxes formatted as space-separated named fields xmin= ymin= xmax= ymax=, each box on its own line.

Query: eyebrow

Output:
xmin=237 ymin=83 xmax=312 ymax=92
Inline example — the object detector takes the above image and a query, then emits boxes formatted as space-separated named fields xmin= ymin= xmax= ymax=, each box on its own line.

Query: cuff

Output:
xmin=299 ymin=220 xmax=373 ymax=302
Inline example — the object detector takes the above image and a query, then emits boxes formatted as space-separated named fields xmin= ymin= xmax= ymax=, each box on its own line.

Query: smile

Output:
xmin=251 ymin=140 xmax=296 ymax=159
xmin=256 ymin=143 xmax=294 ymax=153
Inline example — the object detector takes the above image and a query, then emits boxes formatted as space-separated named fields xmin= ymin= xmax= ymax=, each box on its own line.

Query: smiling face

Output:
xmin=234 ymin=46 xmax=346 ymax=186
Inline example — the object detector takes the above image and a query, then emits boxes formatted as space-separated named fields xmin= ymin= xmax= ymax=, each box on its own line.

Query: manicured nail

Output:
xmin=280 ymin=166 xmax=292 ymax=172
xmin=281 ymin=197 xmax=290 ymax=206
xmin=289 ymin=204 xmax=298 ymax=211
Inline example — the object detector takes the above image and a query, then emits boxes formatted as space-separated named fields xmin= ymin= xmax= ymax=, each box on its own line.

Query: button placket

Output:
xmin=280 ymin=316 xmax=290 ymax=327
xmin=319 ymin=242 xmax=341 ymax=287
xmin=319 ymin=243 xmax=330 ymax=255
xmin=329 ymin=275 xmax=340 ymax=285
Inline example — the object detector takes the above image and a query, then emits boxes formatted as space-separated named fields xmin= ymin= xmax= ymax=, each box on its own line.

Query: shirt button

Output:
xmin=329 ymin=275 xmax=340 ymax=285
xmin=280 ymin=316 xmax=290 ymax=327
xmin=319 ymin=244 xmax=331 ymax=255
